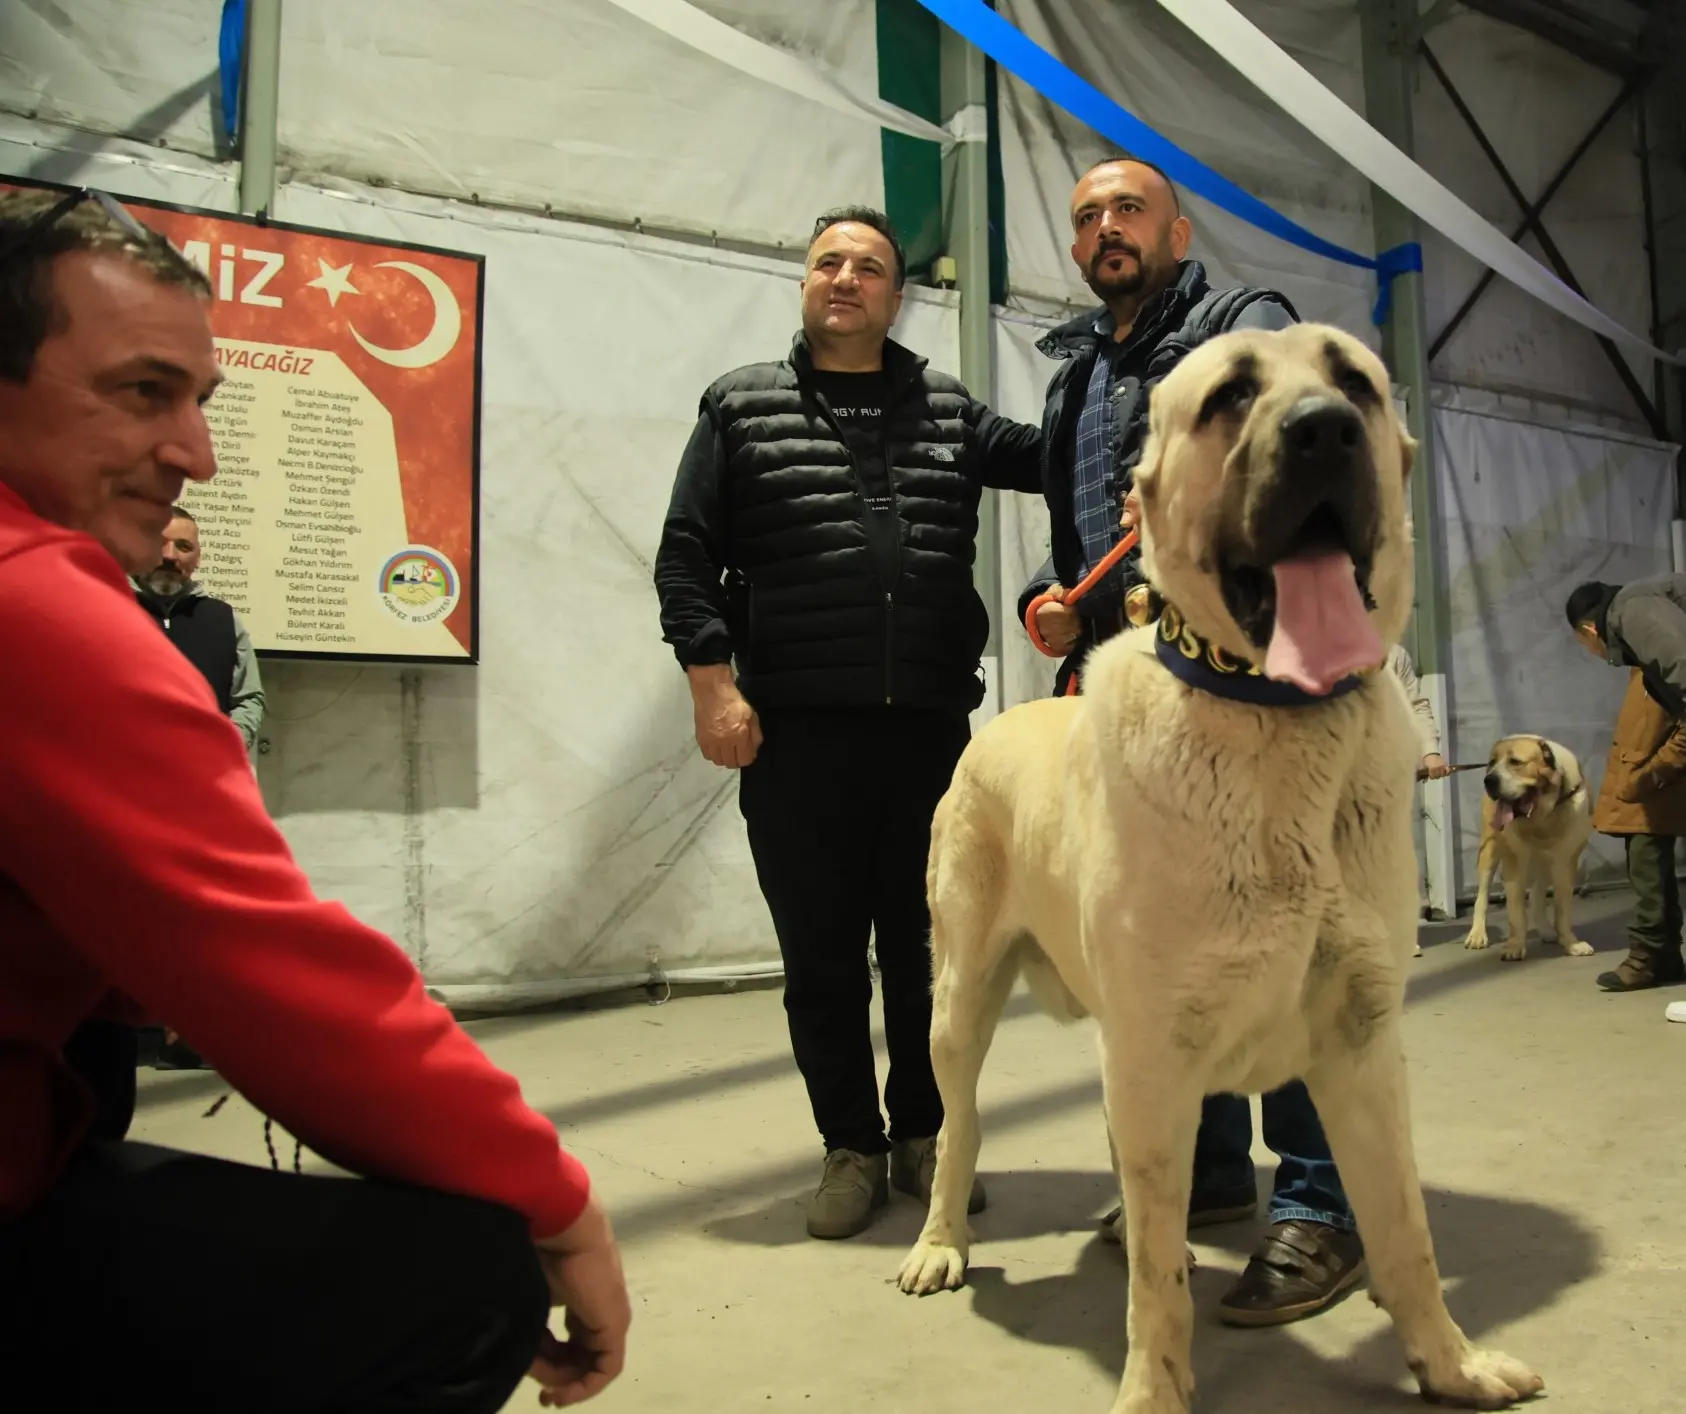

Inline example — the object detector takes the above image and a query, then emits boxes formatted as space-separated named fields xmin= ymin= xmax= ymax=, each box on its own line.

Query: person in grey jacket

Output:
xmin=1568 ymin=574 xmax=1686 ymax=719
xmin=1568 ymin=573 xmax=1686 ymax=992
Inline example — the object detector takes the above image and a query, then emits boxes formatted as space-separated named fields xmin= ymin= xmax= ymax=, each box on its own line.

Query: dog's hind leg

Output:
xmin=1305 ymin=1027 xmax=1543 ymax=1407
xmin=1104 ymin=1040 xmax=1202 ymax=1414
xmin=1461 ymin=835 xmax=1499 ymax=950
xmin=1549 ymin=849 xmax=1593 ymax=956
xmin=897 ymin=848 xmax=1015 ymax=1296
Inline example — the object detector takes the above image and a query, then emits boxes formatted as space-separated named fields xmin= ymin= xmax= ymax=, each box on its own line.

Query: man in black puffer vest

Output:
xmin=1022 ymin=157 xmax=1366 ymax=1329
xmin=655 ymin=207 xmax=1041 ymax=1242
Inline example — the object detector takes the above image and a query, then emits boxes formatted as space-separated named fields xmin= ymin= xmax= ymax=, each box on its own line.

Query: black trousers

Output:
xmin=740 ymin=706 xmax=971 ymax=1155
xmin=61 ymin=1018 xmax=139 ymax=1140
xmin=16 ymin=1035 xmax=549 ymax=1413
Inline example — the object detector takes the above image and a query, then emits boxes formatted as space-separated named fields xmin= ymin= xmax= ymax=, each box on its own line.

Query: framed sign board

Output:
xmin=4 ymin=177 xmax=484 ymax=663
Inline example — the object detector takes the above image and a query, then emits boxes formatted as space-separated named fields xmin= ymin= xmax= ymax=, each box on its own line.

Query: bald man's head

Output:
xmin=1069 ymin=158 xmax=1191 ymax=307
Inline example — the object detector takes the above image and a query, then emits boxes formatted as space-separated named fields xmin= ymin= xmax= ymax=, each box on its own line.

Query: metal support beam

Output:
xmin=1403 ymin=0 xmax=1459 ymax=49
xmin=1639 ymin=4 xmax=1686 ymax=514
xmin=237 ymin=0 xmax=283 ymax=218
xmin=1361 ymin=0 xmax=1457 ymax=918
xmin=1428 ymin=72 xmax=1644 ymax=362
xmin=941 ymin=23 xmax=1001 ymax=714
xmin=1421 ymin=43 xmax=1666 ymax=438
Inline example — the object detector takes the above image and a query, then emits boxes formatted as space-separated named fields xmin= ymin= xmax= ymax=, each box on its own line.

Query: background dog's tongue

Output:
xmin=1262 ymin=550 xmax=1383 ymax=696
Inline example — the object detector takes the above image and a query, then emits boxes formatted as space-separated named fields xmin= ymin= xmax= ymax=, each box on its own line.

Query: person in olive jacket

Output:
xmin=1589 ymin=668 xmax=1686 ymax=994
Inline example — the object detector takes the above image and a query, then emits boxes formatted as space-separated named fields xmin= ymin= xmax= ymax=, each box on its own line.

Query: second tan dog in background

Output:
xmin=1462 ymin=736 xmax=1594 ymax=961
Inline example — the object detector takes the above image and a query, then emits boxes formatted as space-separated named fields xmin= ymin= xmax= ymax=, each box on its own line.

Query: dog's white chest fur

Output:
xmin=1052 ymin=633 xmax=1420 ymax=1092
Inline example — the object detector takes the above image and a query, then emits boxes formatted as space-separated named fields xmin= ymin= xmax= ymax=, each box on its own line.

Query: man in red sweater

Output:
xmin=0 ymin=188 xmax=629 ymax=1412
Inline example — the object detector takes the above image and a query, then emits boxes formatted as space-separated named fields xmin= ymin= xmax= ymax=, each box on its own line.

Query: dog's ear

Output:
xmin=1398 ymin=426 xmax=1417 ymax=483
xmin=1136 ymin=394 xmax=1167 ymax=511
xmin=1538 ymin=739 xmax=1556 ymax=770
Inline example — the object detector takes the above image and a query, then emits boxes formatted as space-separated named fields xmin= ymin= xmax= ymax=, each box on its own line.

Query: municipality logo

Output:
xmin=378 ymin=546 xmax=460 ymax=625
xmin=931 ymin=445 xmax=955 ymax=463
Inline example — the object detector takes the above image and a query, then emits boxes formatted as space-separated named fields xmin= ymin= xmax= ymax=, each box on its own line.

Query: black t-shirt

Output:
xmin=811 ymin=369 xmax=891 ymax=509
xmin=811 ymin=368 xmax=899 ymax=587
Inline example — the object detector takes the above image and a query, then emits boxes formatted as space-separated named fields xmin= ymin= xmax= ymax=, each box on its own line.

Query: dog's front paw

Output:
xmin=1414 ymin=1347 xmax=1544 ymax=1408
xmin=1561 ymin=936 xmax=1594 ymax=957
xmin=897 ymin=1240 xmax=968 ymax=1295
xmin=1462 ymin=927 xmax=1490 ymax=952
xmin=1499 ymin=939 xmax=1527 ymax=962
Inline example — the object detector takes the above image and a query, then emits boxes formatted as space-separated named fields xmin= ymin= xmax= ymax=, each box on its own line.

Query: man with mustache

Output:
xmin=655 ymin=207 xmax=1041 ymax=1241
xmin=1021 ymin=158 xmax=1366 ymax=1327
xmin=133 ymin=507 xmax=265 ymax=755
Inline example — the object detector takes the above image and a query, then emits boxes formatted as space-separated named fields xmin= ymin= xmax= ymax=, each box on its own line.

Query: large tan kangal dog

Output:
xmin=896 ymin=324 xmax=1542 ymax=1414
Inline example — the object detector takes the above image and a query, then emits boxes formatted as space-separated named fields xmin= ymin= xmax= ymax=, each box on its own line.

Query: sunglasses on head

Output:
xmin=0 ymin=187 xmax=162 ymax=266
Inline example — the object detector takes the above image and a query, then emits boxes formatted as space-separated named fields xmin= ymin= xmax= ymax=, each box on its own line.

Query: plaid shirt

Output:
xmin=1072 ymin=314 xmax=1126 ymax=581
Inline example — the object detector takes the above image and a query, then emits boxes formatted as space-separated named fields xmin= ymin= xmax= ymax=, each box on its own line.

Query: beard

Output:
xmin=142 ymin=566 xmax=190 ymax=598
xmin=1084 ymin=241 xmax=1154 ymax=301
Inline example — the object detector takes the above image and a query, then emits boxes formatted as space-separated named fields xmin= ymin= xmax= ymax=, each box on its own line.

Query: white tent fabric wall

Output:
xmin=0 ymin=117 xmax=967 ymax=1005
xmin=0 ymin=0 xmax=886 ymax=251
xmin=1434 ymin=401 xmax=1678 ymax=895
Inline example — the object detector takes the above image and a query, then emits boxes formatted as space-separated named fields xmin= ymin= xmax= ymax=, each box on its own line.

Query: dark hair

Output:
xmin=808 ymin=206 xmax=906 ymax=289
xmin=0 ymin=188 xmax=211 ymax=384
xmin=1565 ymin=581 xmax=1614 ymax=630
xmin=168 ymin=505 xmax=198 ymax=527
xmin=1080 ymin=156 xmax=1183 ymax=216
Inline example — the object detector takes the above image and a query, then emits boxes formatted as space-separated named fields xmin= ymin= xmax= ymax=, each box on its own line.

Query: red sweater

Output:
xmin=0 ymin=485 xmax=589 ymax=1236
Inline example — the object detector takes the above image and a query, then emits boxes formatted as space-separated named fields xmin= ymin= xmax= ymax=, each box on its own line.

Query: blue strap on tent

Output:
xmin=913 ymin=0 xmax=1420 ymax=326
xmin=219 ymin=0 xmax=247 ymax=145
xmin=1371 ymin=241 xmax=1423 ymax=325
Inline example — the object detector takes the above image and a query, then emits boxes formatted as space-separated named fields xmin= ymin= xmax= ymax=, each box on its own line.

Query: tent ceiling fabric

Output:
xmin=0 ymin=0 xmax=1661 ymax=420
xmin=993 ymin=0 xmax=1656 ymax=424
xmin=0 ymin=0 xmax=890 ymax=250
xmin=1456 ymin=0 xmax=1663 ymax=76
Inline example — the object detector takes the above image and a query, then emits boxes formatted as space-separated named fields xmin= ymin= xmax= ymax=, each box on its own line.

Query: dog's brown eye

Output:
xmin=1338 ymin=369 xmax=1377 ymax=404
xmin=1199 ymin=376 xmax=1257 ymax=424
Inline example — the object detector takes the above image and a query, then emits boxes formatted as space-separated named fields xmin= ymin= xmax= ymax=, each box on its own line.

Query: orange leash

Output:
xmin=1023 ymin=528 xmax=1140 ymax=665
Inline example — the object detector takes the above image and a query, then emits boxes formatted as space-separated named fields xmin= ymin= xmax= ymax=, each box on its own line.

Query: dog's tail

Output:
xmin=1017 ymin=941 xmax=1089 ymax=1024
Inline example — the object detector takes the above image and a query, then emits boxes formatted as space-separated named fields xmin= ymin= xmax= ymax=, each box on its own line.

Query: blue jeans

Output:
xmin=1194 ymin=1082 xmax=1354 ymax=1231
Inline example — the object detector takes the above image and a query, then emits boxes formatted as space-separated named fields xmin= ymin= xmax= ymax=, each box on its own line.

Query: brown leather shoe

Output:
xmin=1217 ymin=1220 xmax=1367 ymax=1327
xmin=1598 ymin=947 xmax=1686 ymax=993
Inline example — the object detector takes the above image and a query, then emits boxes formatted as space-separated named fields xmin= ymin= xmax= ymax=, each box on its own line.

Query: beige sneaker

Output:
xmin=891 ymin=1136 xmax=986 ymax=1214
xmin=806 ymin=1149 xmax=889 ymax=1239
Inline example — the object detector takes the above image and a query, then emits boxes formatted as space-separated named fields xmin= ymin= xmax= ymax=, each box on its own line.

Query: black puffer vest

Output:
xmin=134 ymin=588 xmax=238 ymax=713
xmin=707 ymin=334 xmax=990 ymax=714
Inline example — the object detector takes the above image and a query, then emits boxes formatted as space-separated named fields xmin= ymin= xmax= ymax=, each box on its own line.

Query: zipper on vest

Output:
xmin=884 ymin=591 xmax=894 ymax=704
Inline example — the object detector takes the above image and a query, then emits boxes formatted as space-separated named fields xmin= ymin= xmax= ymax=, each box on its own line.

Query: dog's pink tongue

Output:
xmin=1493 ymin=801 xmax=1516 ymax=831
xmin=1263 ymin=550 xmax=1383 ymax=696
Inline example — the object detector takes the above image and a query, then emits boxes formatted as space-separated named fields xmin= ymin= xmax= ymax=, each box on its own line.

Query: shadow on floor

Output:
xmin=707 ymin=1166 xmax=1121 ymax=1250
xmin=958 ymin=1185 xmax=1596 ymax=1409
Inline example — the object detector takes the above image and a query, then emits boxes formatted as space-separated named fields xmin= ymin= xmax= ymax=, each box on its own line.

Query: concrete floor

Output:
xmin=133 ymin=892 xmax=1685 ymax=1413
